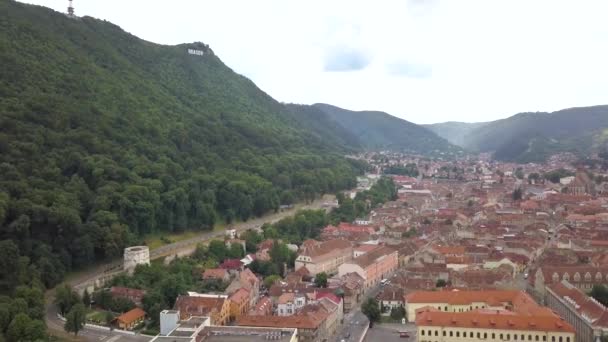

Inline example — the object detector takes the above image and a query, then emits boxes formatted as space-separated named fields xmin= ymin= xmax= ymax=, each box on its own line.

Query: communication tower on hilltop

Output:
xmin=67 ymin=0 xmax=74 ymax=17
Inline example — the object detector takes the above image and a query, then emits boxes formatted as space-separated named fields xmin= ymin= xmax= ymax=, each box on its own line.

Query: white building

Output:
xmin=123 ymin=246 xmax=150 ymax=273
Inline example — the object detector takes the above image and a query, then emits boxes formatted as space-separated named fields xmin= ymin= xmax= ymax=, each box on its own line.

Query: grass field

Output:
xmin=142 ymin=221 xmax=230 ymax=250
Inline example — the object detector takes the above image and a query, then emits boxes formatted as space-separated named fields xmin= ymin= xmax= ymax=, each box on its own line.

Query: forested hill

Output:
xmin=313 ymin=103 xmax=462 ymax=155
xmin=0 ymin=0 xmax=368 ymax=292
xmin=461 ymin=106 xmax=608 ymax=162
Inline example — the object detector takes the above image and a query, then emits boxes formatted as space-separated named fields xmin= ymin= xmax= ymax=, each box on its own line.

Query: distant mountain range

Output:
xmin=310 ymin=103 xmax=461 ymax=155
xmin=426 ymin=106 xmax=608 ymax=162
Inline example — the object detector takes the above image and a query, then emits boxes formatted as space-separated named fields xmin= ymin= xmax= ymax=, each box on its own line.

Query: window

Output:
xmin=443 ymin=331 xmax=446 ymax=336
xmin=478 ymin=333 xmax=481 ymax=338
xmin=484 ymin=333 xmax=488 ymax=339
xmin=508 ymin=334 xmax=511 ymax=340
xmin=543 ymin=337 xmax=547 ymax=341
xmin=552 ymin=337 xmax=555 ymax=342
xmin=529 ymin=335 xmax=533 ymax=341
xmin=567 ymin=338 xmax=570 ymax=342
xmin=500 ymin=334 xmax=504 ymax=340
xmin=536 ymin=336 xmax=539 ymax=341
xmin=492 ymin=333 xmax=496 ymax=339
xmin=559 ymin=337 xmax=563 ymax=342
xmin=421 ymin=330 xmax=425 ymax=336
xmin=435 ymin=330 xmax=439 ymax=336
xmin=445 ymin=306 xmax=448 ymax=311
xmin=457 ymin=332 xmax=460 ymax=337
xmin=450 ymin=331 xmax=453 ymax=337
xmin=522 ymin=335 xmax=525 ymax=340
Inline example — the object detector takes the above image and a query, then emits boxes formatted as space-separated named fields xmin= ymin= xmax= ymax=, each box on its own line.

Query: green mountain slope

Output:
xmin=462 ymin=106 xmax=608 ymax=162
xmin=284 ymin=104 xmax=362 ymax=152
xmin=313 ymin=103 xmax=461 ymax=155
xmin=423 ymin=121 xmax=488 ymax=147
xmin=0 ymin=1 xmax=367 ymax=292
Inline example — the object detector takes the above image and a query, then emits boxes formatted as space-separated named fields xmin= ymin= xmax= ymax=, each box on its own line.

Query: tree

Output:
xmin=55 ymin=284 xmax=80 ymax=316
xmin=0 ymin=304 xmax=10 ymax=333
xmin=436 ymin=279 xmax=447 ymax=288
xmin=390 ymin=306 xmax=406 ymax=321
xmin=512 ymin=188 xmax=523 ymax=201
xmin=361 ymin=298 xmax=380 ymax=327
xmin=82 ymin=289 xmax=91 ymax=307
xmin=25 ymin=319 xmax=46 ymax=341
xmin=64 ymin=303 xmax=86 ymax=336
xmin=591 ymin=285 xmax=608 ymax=306
xmin=263 ymin=275 xmax=281 ymax=289
xmin=314 ymin=272 xmax=328 ymax=288
xmin=6 ymin=313 xmax=31 ymax=342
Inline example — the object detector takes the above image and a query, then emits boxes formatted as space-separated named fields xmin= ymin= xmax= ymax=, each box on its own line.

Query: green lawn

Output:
xmin=86 ymin=310 xmax=114 ymax=325
xmin=142 ymin=220 xmax=233 ymax=251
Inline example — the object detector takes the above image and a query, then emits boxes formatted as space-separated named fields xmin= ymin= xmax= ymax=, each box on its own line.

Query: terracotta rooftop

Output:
xmin=352 ymin=246 xmax=397 ymax=268
xmin=114 ymin=308 xmax=145 ymax=324
xmin=299 ymin=239 xmax=352 ymax=259
xmin=416 ymin=310 xmax=574 ymax=333
xmin=406 ymin=290 xmax=541 ymax=314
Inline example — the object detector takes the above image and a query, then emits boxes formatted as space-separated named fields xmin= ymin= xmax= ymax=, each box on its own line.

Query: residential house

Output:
xmin=228 ymin=288 xmax=250 ymax=321
xmin=277 ymin=292 xmax=306 ymax=316
xmin=110 ymin=286 xmax=146 ymax=306
xmin=295 ymin=239 xmax=353 ymax=276
xmin=338 ymin=246 xmax=399 ymax=289
xmin=113 ymin=308 xmax=145 ymax=330
xmin=534 ymin=266 xmax=608 ymax=297
xmin=202 ymin=268 xmax=230 ymax=282
xmin=173 ymin=295 xmax=231 ymax=326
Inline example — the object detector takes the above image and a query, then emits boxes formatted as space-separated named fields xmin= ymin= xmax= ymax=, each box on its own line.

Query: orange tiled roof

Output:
xmin=416 ymin=310 xmax=574 ymax=333
xmin=115 ymin=308 xmax=145 ymax=324
xmin=405 ymin=290 xmax=538 ymax=312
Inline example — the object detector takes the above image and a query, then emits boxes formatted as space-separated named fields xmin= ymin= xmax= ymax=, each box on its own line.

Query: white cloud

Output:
xmin=20 ymin=0 xmax=608 ymax=124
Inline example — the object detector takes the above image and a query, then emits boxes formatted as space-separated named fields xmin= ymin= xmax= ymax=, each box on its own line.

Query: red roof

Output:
xmin=220 ymin=259 xmax=243 ymax=270
xmin=416 ymin=310 xmax=574 ymax=333
xmin=114 ymin=308 xmax=145 ymax=324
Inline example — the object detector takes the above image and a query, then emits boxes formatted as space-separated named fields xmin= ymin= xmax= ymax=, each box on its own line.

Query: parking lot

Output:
xmin=364 ymin=323 xmax=417 ymax=342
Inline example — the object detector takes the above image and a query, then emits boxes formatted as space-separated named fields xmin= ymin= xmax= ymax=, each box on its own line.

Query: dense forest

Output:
xmin=0 ymin=0 xmax=372 ymax=309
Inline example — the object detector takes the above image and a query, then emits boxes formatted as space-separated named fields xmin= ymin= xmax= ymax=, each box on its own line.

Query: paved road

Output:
xmin=333 ymin=272 xmax=394 ymax=342
xmin=364 ymin=323 xmax=417 ymax=342
xmin=45 ymin=195 xmax=335 ymax=341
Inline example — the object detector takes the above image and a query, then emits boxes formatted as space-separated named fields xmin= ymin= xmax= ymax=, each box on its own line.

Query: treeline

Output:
xmin=383 ymin=163 xmax=419 ymax=177
xmin=330 ymin=177 xmax=398 ymax=224
xmin=0 ymin=0 xmax=368 ymax=300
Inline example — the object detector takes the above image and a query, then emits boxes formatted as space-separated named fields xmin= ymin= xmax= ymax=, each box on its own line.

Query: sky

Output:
xmin=20 ymin=0 xmax=608 ymax=124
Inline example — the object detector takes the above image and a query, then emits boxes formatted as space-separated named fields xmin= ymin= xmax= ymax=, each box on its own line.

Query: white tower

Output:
xmin=67 ymin=0 xmax=74 ymax=17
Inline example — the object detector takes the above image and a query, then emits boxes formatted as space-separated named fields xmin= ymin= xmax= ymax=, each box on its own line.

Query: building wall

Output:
xmin=406 ymin=301 xmax=502 ymax=322
xmin=364 ymin=251 xmax=399 ymax=289
xmin=545 ymin=287 xmax=595 ymax=342
xmin=295 ymin=247 xmax=353 ymax=276
xmin=338 ymin=264 xmax=366 ymax=285
xmin=417 ymin=325 xmax=575 ymax=342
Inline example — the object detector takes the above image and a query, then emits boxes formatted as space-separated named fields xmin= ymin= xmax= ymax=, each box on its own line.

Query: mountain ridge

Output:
xmin=312 ymin=103 xmax=462 ymax=155
xmin=427 ymin=105 xmax=608 ymax=162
